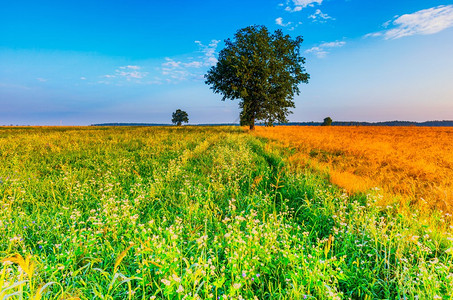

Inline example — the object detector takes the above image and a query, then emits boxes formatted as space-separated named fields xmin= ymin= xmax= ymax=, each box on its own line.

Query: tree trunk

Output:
xmin=249 ymin=118 xmax=255 ymax=130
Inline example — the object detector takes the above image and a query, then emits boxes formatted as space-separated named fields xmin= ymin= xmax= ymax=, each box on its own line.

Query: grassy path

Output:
xmin=1 ymin=127 xmax=452 ymax=299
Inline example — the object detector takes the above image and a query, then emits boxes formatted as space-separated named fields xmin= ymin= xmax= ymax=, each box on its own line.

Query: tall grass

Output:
xmin=253 ymin=126 xmax=453 ymax=211
xmin=1 ymin=126 xmax=452 ymax=299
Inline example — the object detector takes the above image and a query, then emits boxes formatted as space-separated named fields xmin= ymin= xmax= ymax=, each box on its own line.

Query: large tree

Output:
xmin=172 ymin=109 xmax=189 ymax=126
xmin=205 ymin=25 xmax=309 ymax=130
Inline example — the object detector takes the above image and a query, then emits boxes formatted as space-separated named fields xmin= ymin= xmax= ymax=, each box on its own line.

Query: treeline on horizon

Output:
xmin=91 ymin=120 xmax=453 ymax=127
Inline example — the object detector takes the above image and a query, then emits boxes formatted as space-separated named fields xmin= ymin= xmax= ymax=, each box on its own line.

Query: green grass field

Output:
xmin=1 ymin=126 xmax=452 ymax=299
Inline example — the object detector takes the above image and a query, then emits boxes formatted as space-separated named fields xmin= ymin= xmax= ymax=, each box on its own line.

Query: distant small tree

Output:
xmin=322 ymin=117 xmax=332 ymax=126
xmin=172 ymin=109 xmax=189 ymax=126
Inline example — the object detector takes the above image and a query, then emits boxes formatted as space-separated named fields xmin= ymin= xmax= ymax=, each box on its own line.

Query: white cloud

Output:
xmin=309 ymin=9 xmax=334 ymax=22
xmin=382 ymin=20 xmax=391 ymax=28
xmin=163 ymin=58 xmax=203 ymax=72
xmin=276 ymin=17 xmax=292 ymax=27
xmin=366 ymin=5 xmax=453 ymax=39
xmin=122 ymin=65 xmax=140 ymax=70
xmin=195 ymin=40 xmax=220 ymax=66
xmin=36 ymin=78 xmax=47 ymax=82
xmin=80 ymin=77 xmax=87 ymax=80
xmin=293 ymin=0 xmax=322 ymax=7
xmin=183 ymin=61 xmax=203 ymax=68
xmin=285 ymin=0 xmax=323 ymax=12
xmin=162 ymin=58 xmax=181 ymax=68
xmin=160 ymin=40 xmax=220 ymax=83
xmin=305 ymin=46 xmax=327 ymax=57
xmin=161 ymin=58 xmax=189 ymax=81
xmin=98 ymin=40 xmax=220 ymax=85
xmin=116 ymin=70 xmax=146 ymax=79
xmin=305 ymin=41 xmax=346 ymax=58
xmin=116 ymin=66 xmax=147 ymax=80
xmin=285 ymin=6 xmax=302 ymax=12
xmin=319 ymin=41 xmax=346 ymax=48
xmin=103 ymin=65 xmax=148 ymax=82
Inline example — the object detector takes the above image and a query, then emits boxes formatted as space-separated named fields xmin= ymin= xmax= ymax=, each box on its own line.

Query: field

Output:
xmin=254 ymin=126 xmax=453 ymax=212
xmin=1 ymin=126 xmax=453 ymax=299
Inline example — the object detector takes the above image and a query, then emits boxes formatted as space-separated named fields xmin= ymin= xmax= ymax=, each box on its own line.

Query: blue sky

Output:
xmin=1 ymin=0 xmax=452 ymax=125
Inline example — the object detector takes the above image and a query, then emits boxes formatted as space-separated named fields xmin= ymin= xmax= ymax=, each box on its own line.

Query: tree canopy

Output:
xmin=205 ymin=25 xmax=309 ymax=129
xmin=322 ymin=117 xmax=333 ymax=126
xmin=172 ymin=109 xmax=189 ymax=126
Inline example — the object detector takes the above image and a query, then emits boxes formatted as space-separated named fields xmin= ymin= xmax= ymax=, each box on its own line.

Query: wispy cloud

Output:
xmin=0 ymin=82 xmax=31 ymax=90
xmin=276 ymin=17 xmax=302 ymax=30
xmin=102 ymin=65 xmax=148 ymax=82
xmin=123 ymin=65 xmax=141 ymax=70
xmin=162 ymin=58 xmax=190 ymax=81
xmin=276 ymin=17 xmax=292 ymax=27
xmin=161 ymin=40 xmax=220 ymax=83
xmin=366 ymin=5 xmax=453 ymax=39
xmin=98 ymin=41 xmax=220 ymax=85
xmin=183 ymin=61 xmax=203 ymax=68
xmin=194 ymin=40 xmax=220 ymax=66
xmin=308 ymin=9 xmax=334 ymax=22
xmin=305 ymin=41 xmax=346 ymax=58
xmin=285 ymin=0 xmax=323 ymax=12
xmin=116 ymin=65 xmax=148 ymax=79
xmin=36 ymin=78 xmax=47 ymax=82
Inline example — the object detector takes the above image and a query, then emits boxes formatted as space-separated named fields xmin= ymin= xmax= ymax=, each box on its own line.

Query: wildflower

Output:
xmin=172 ymin=274 xmax=181 ymax=282
xmin=176 ymin=285 xmax=184 ymax=293
xmin=256 ymin=273 xmax=260 ymax=278
xmin=242 ymin=272 xmax=246 ymax=278
xmin=233 ymin=283 xmax=241 ymax=289
xmin=161 ymin=279 xmax=171 ymax=286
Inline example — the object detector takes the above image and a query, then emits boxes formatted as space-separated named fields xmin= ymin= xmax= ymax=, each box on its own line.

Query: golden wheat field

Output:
xmin=254 ymin=126 xmax=453 ymax=211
